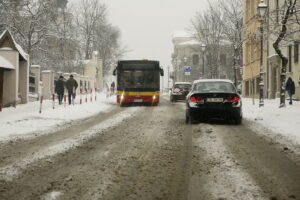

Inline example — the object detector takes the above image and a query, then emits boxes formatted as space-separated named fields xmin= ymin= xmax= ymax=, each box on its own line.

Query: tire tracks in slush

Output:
xmin=0 ymin=100 xmax=193 ymax=200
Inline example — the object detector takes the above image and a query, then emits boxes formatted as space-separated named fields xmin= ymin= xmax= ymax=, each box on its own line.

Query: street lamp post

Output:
xmin=233 ymin=45 xmax=238 ymax=87
xmin=183 ymin=56 xmax=187 ymax=81
xmin=201 ymin=44 xmax=206 ymax=78
xmin=258 ymin=0 xmax=267 ymax=107
xmin=167 ymin=65 xmax=170 ymax=89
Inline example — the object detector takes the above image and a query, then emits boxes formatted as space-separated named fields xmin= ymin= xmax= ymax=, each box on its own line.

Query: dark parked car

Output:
xmin=170 ymin=82 xmax=192 ymax=102
xmin=185 ymin=79 xmax=242 ymax=124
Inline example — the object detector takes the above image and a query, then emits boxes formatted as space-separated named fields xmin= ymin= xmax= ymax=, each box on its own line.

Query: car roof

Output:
xmin=174 ymin=82 xmax=192 ymax=85
xmin=193 ymin=79 xmax=233 ymax=84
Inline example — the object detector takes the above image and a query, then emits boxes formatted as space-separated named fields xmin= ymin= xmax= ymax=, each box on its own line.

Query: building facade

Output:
xmin=243 ymin=0 xmax=300 ymax=100
xmin=172 ymin=31 xmax=236 ymax=85
xmin=267 ymin=0 xmax=300 ymax=100
xmin=242 ymin=0 xmax=268 ymax=98
xmin=0 ymin=30 xmax=29 ymax=109
xmin=83 ymin=51 xmax=103 ymax=91
xmin=172 ymin=31 xmax=205 ymax=83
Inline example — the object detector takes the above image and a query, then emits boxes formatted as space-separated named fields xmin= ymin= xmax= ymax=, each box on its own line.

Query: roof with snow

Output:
xmin=177 ymin=40 xmax=202 ymax=47
xmin=173 ymin=31 xmax=192 ymax=39
xmin=0 ymin=30 xmax=28 ymax=61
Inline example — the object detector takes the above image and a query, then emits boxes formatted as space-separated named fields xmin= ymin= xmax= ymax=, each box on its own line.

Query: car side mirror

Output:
xmin=237 ymin=89 xmax=241 ymax=94
xmin=113 ymin=68 xmax=117 ymax=76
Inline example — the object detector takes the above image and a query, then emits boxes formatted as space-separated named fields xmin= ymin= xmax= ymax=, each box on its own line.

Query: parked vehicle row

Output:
xmin=170 ymin=79 xmax=242 ymax=125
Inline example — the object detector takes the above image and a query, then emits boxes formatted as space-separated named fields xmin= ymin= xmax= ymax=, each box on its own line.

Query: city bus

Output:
xmin=113 ymin=60 xmax=164 ymax=106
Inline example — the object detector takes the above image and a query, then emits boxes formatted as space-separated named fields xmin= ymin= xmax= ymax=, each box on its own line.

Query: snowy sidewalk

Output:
xmin=0 ymin=93 xmax=116 ymax=142
xmin=243 ymin=98 xmax=300 ymax=146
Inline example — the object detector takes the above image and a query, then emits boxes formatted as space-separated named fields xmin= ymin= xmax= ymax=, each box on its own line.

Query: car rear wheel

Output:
xmin=186 ymin=110 xmax=196 ymax=124
xmin=234 ymin=115 xmax=242 ymax=125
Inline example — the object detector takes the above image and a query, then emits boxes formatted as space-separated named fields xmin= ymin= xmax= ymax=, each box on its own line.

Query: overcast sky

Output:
xmin=101 ymin=0 xmax=209 ymax=69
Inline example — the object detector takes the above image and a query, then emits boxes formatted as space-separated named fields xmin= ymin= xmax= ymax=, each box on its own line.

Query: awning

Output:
xmin=0 ymin=55 xmax=15 ymax=69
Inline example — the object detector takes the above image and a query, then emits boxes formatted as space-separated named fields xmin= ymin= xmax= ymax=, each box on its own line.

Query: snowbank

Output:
xmin=0 ymin=93 xmax=116 ymax=142
xmin=243 ymin=98 xmax=300 ymax=145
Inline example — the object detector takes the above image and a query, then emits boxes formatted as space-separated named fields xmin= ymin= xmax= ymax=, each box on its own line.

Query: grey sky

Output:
xmin=101 ymin=0 xmax=209 ymax=68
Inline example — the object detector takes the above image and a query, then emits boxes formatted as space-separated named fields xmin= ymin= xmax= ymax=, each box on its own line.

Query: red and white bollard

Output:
xmin=72 ymin=87 xmax=75 ymax=106
xmin=106 ymin=87 xmax=109 ymax=98
xmin=39 ymin=96 xmax=44 ymax=113
xmin=95 ymin=88 xmax=97 ymax=101
xmin=64 ymin=94 xmax=67 ymax=108
xmin=85 ymin=89 xmax=88 ymax=103
xmin=80 ymin=88 xmax=82 ymax=104
xmin=52 ymin=94 xmax=55 ymax=109
xmin=90 ymin=88 xmax=93 ymax=102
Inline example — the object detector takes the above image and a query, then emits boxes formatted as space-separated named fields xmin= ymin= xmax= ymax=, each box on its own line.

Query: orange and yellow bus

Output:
xmin=113 ymin=60 xmax=164 ymax=106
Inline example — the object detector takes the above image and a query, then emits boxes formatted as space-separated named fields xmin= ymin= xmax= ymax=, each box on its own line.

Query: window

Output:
xmin=288 ymin=45 xmax=292 ymax=72
xmin=192 ymin=54 xmax=199 ymax=65
xmin=294 ymin=41 xmax=299 ymax=63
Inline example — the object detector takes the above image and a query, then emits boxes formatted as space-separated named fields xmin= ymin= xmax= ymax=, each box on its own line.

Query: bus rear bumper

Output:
xmin=117 ymin=95 xmax=159 ymax=104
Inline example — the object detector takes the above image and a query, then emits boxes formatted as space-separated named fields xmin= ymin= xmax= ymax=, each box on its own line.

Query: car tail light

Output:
xmin=190 ymin=96 xmax=204 ymax=102
xmin=227 ymin=95 xmax=240 ymax=102
xmin=197 ymin=97 xmax=204 ymax=102
xmin=190 ymin=96 xmax=196 ymax=102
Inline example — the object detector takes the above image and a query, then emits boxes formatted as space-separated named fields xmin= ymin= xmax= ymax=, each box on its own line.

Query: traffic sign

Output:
xmin=184 ymin=66 xmax=192 ymax=72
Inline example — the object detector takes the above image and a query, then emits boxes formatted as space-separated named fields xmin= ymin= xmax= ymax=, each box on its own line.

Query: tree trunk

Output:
xmin=273 ymin=43 xmax=288 ymax=108
xmin=272 ymin=0 xmax=296 ymax=108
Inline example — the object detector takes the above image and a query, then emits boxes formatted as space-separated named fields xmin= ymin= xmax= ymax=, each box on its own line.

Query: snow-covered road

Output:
xmin=0 ymin=98 xmax=299 ymax=200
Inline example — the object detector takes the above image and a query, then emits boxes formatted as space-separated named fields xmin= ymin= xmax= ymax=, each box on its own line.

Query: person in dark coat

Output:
xmin=111 ymin=81 xmax=115 ymax=94
xmin=65 ymin=75 xmax=78 ymax=105
xmin=286 ymin=77 xmax=295 ymax=105
xmin=55 ymin=76 xmax=65 ymax=105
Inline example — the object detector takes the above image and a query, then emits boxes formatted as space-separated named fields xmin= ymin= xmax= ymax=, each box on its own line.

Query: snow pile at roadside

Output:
xmin=0 ymin=107 xmax=142 ymax=181
xmin=0 ymin=93 xmax=116 ymax=142
xmin=243 ymin=98 xmax=300 ymax=144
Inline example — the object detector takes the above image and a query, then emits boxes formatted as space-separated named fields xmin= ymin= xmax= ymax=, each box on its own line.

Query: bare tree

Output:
xmin=269 ymin=0 xmax=298 ymax=107
xmin=75 ymin=0 xmax=106 ymax=60
xmin=0 ymin=0 xmax=53 ymax=61
xmin=192 ymin=1 xmax=225 ymax=78
xmin=218 ymin=0 xmax=243 ymax=85
xmin=94 ymin=23 xmax=122 ymax=74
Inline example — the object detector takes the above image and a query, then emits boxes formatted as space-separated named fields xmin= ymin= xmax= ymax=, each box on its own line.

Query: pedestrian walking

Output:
xmin=286 ymin=77 xmax=295 ymax=105
xmin=111 ymin=81 xmax=115 ymax=95
xmin=65 ymin=75 xmax=78 ymax=105
xmin=55 ymin=75 xmax=65 ymax=105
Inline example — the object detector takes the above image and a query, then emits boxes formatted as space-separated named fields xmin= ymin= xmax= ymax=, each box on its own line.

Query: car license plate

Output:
xmin=134 ymin=99 xmax=143 ymax=102
xmin=207 ymin=98 xmax=223 ymax=102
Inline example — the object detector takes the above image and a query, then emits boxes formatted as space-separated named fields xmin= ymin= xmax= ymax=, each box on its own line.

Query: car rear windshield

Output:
xmin=174 ymin=84 xmax=191 ymax=89
xmin=193 ymin=82 xmax=236 ymax=93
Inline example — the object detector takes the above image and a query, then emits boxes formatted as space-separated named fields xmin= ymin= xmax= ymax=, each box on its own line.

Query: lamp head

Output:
xmin=258 ymin=0 xmax=268 ymax=18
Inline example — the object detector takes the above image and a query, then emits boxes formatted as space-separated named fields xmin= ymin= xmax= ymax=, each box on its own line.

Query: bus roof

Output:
xmin=117 ymin=60 xmax=160 ymax=70
xmin=118 ymin=60 xmax=159 ymax=64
